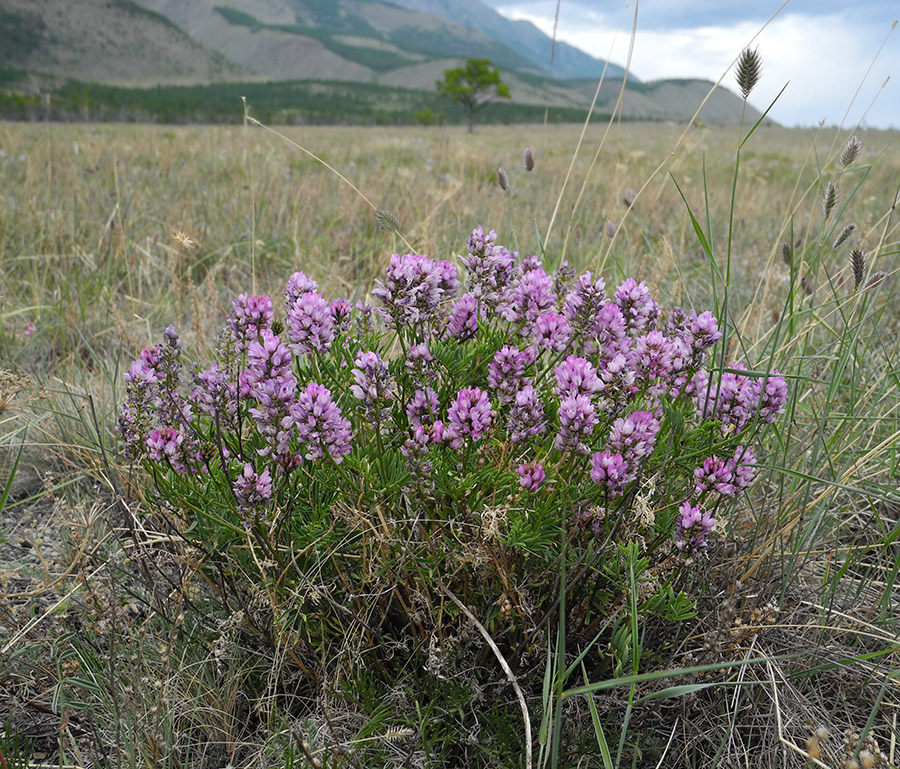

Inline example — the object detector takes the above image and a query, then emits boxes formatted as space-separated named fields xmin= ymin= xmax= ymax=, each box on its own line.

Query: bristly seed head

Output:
xmin=840 ymin=135 xmax=861 ymax=168
xmin=850 ymin=246 xmax=867 ymax=289
xmin=375 ymin=209 xmax=401 ymax=232
xmin=832 ymin=222 xmax=857 ymax=249
xmin=822 ymin=180 xmax=839 ymax=220
xmin=497 ymin=166 xmax=510 ymax=191
xmin=736 ymin=47 xmax=762 ymax=99
xmin=866 ymin=270 xmax=886 ymax=289
xmin=780 ymin=241 xmax=792 ymax=267
xmin=171 ymin=231 xmax=197 ymax=251
xmin=523 ymin=146 xmax=535 ymax=172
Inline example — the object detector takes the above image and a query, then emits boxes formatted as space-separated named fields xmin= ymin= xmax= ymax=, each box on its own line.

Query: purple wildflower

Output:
xmin=564 ymin=272 xmax=606 ymax=343
xmin=406 ymin=387 xmax=441 ymax=428
xmin=228 ymin=294 xmax=274 ymax=352
xmin=243 ymin=331 xmax=300 ymax=466
xmin=607 ymin=410 xmax=660 ymax=463
xmin=728 ymin=445 xmax=758 ymax=490
xmin=518 ymin=462 xmax=546 ymax=491
xmin=291 ymin=383 xmax=353 ymax=463
xmin=614 ymin=278 xmax=659 ymax=335
xmin=592 ymin=302 xmax=629 ymax=358
xmin=506 ymin=385 xmax=547 ymax=443
xmin=695 ymin=365 xmax=752 ymax=430
xmin=739 ymin=372 xmax=788 ymax=424
xmin=555 ymin=394 xmax=597 ymax=454
xmin=629 ymin=330 xmax=688 ymax=397
xmin=240 ymin=329 xmax=294 ymax=397
xmin=140 ymin=345 xmax=159 ymax=370
xmin=192 ymin=364 xmax=237 ymax=421
xmin=405 ymin=342 xmax=436 ymax=383
xmin=401 ymin=425 xmax=435 ymax=483
xmin=447 ymin=387 xmax=495 ymax=449
xmin=675 ymin=501 xmax=715 ymax=554
xmin=118 ymin=354 xmax=160 ymax=460
xmin=233 ymin=463 xmax=273 ymax=511
xmin=329 ymin=299 xmax=353 ymax=336
xmin=533 ymin=310 xmax=572 ymax=353
xmin=373 ymin=253 xmax=445 ymax=334
xmin=467 ymin=225 xmax=495 ymax=256
xmin=287 ymin=291 xmax=335 ymax=356
xmin=693 ymin=455 xmax=736 ymax=497
xmin=152 ymin=325 xmax=191 ymax=429
xmin=146 ymin=426 xmax=192 ymax=473
xmin=462 ymin=226 xmax=516 ymax=310
xmin=502 ymin=268 xmax=556 ymax=331
xmin=555 ymin=356 xmax=603 ymax=399
xmin=284 ymin=271 xmax=319 ymax=309
xmin=159 ymin=325 xmax=182 ymax=383
xmin=445 ymin=292 xmax=482 ymax=340
xmin=664 ymin=306 xmax=687 ymax=337
xmin=351 ymin=351 xmax=393 ymax=421
xmin=488 ymin=345 xmax=532 ymax=404
xmin=520 ymin=254 xmax=543 ymax=274
xmin=249 ymin=378 xmax=302 ymax=466
xmin=590 ymin=451 xmax=629 ymax=496
xmin=435 ymin=259 xmax=460 ymax=298
xmin=684 ymin=311 xmax=722 ymax=353
xmin=596 ymin=352 xmax=637 ymax=415
xmin=630 ymin=330 xmax=673 ymax=379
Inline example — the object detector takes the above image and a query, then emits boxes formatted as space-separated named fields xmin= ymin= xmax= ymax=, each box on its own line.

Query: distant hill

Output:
xmin=134 ymin=0 xmax=540 ymax=81
xmin=376 ymin=0 xmax=629 ymax=80
xmin=0 ymin=0 xmax=248 ymax=85
xmin=0 ymin=0 xmax=766 ymax=126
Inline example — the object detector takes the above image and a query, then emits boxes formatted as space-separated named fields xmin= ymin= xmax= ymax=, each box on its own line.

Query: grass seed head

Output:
xmin=833 ymin=222 xmax=857 ymax=249
xmin=375 ymin=209 xmax=402 ymax=232
xmin=523 ymin=146 xmax=535 ymax=172
xmin=171 ymin=230 xmax=196 ymax=251
xmin=497 ymin=166 xmax=510 ymax=191
xmin=850 ymin=246 xmax=867 ymax=289
xmin=865 ymin=270 xmax=886 ymax=289
xmin=781 ymin=241 xmax=792 ymax=267
xmin=840 ymin=135 xmax=862 ymax=168
xmin=823 ymin=180 xmax=839 ymax=220
xmin=736 ymin=47 xmax=762 ymax=99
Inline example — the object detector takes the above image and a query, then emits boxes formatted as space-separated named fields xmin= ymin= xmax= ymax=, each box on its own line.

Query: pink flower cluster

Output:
xmin=695 ymin=366 xmax=788 ymax=430
xmin=119 ymin=224 xmax=787 ymax=555
xmin=675 ymin=501 xmax=716 ymax=554
xmin=447 ymin=387 xmax=495 ymax=450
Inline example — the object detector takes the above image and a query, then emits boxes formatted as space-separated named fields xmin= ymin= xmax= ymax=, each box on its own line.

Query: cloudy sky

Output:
xmin=485 ymin=0 xmax=900 ymax=128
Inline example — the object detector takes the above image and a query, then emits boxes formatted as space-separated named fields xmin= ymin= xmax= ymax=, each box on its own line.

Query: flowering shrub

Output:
xmin=119 ymin=225 xmax=787 ymax=718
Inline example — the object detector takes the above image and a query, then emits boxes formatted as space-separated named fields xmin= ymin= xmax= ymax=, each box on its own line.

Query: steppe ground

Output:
xmin=1 ymin=118 xmax=899 ymax=768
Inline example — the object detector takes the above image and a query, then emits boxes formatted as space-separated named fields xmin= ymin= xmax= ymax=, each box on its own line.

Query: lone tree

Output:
xmin=436 ymin=58 xmax=510 ymax=133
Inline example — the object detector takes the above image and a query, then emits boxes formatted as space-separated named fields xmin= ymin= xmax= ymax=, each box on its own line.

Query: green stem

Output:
xmin=551 ymin=524 xmax=567 ymax=768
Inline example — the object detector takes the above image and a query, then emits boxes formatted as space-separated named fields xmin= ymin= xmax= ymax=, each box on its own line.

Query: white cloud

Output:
xmin=497 ymin=6 xmax=900 ymax=128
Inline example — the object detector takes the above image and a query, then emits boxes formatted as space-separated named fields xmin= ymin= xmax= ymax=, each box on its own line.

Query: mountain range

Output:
xmin=0 ymin=0 xmax=763 ymax=125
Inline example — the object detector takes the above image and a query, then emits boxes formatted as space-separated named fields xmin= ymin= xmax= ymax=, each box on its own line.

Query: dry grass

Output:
xmin=1 ymin=118 xmax=899 ymax=768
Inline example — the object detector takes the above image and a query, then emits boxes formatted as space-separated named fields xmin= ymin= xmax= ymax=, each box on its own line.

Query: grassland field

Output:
xmin=1 ymin=118 xmax=899 ymax=768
